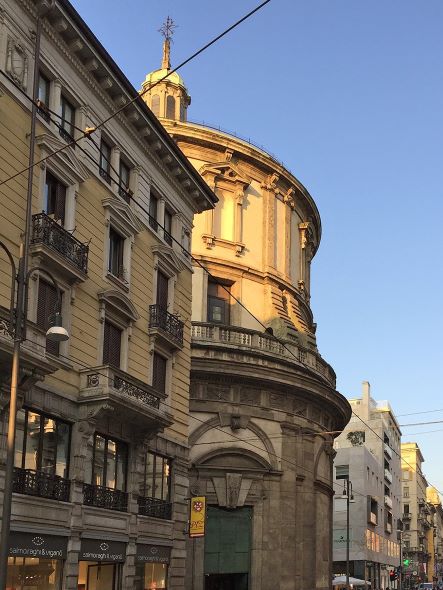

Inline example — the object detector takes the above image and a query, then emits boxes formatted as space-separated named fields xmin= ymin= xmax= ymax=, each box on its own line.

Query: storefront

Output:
xmin=134 ymin=544 xmax=170 ymax=590
xmin=77 ymin=538 xmax=126 ymax=590
xmin=7 ymin=530 xmax=67 ymax=590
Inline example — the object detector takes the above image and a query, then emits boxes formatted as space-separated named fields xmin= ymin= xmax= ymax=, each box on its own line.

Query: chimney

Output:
xmin=362 ymin=381 xmax=371 ymax=420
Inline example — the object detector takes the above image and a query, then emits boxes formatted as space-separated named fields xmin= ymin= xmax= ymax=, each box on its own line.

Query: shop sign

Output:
xmin=136 ymin=544 xmax=171 ymax=564
xmin=189 ymin=496 xmax=206 ymax=538
xmin=79 ymin=538 xmax=126 ymax=562
xmin=9 ymin=531 xmax=67 ymax=559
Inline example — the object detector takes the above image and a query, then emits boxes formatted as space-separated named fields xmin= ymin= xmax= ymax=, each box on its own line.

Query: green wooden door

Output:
xmin=204 ymin=506 xmax=252 ymax=575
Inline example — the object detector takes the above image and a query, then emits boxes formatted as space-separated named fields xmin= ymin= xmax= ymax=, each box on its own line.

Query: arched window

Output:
xmin=151 ymin=95 xmax=160 ymax=117
xmin=166 ymin=95 xmax=175 ymax=119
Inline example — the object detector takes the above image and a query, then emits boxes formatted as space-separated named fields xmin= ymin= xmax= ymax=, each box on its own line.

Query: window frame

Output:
xmin=207 ymin=279 xmax=232 ymax=325
xmin=164 ymin=209 xmax=173 ymax=246
xmin=90 ymin=432 xmax=128 ymax=492
xmin=14 ymin=407 xmax=71 ymax=479
xmin=152 ymin=351 xmax=168 ymax=395
xmin=140 ymin=451 xmax=172 ymax=502
xmin=36 ymin=278 xmax=62 ymax=357
xmin=60 ymin=94 xmax=75 ymax=141
xmin=102 ymin=319 xmax=123 ymax=368
xmin=37 ymin=72 xmax=50 ymax=122
xmin=44 ymin=170 xmax=67 ymax=225
xmin=108 ymin=226 xmax=125 ymax=282
xmin=99 ymin=138 xmax=112 ymax=184
xmin=149 ymin=193 xmax=159 ymax=231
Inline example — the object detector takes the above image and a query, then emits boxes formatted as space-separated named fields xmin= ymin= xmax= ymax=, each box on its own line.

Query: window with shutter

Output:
xmin=103 ymin=321 xmax=122 ymax=367
xmin=149 ymin=194 xmax=158 ymax=231
xmin=152 ymin=353 xmax=167 ymax=394
xmin=156 ymin=271 xmax=169 ymax=310
xmin=108 ymin=228 xmax=124 ymax=279
xmin=44 ymin=172 xmax=66 ymax=224
xmin=37 ymin=280 xmax=60 ymax=356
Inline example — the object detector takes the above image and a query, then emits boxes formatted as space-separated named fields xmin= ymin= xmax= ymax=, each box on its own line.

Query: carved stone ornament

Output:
xmin=6 ymin=37 xmax=28 ymax=90
xmin=226 ymin=473 xmax=242 ymax=509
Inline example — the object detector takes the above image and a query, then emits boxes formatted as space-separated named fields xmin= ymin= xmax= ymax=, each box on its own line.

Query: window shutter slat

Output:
xmin=55 ymin=182 xmax=66 ymax=224
xmin=156 ymin=272 xmax=169 ymax=310
xmin=38 ymin=280 xmax=60 ymax=356
xmin=103 ymin=321 xmax=121 ymax=367
xmin=152 ymin=353 xmax=167 ymax=394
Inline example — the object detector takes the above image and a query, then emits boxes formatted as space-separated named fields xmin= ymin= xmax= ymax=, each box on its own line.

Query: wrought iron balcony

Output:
xmin=59 ymin=126 xmax=74 ymax=144
xmin=31 ymin=212 xmax=89 ymax=274
xmin=79 ymin=365 xmax=173 ymax=431
xmin=149 ymin=304 xmax=184 ymax=347
xmin=118 ymin=185 xmax=131 ymax=203
xmin=83 ymin=483 xmax=128 ymax=512
xmin=13 ymin=467 xmax=70 ymax=502
xmin=99 ymin=167 xmax=112 ymax=184
xmin=403 ymin=512 xmax=411 ymax=519
xmin=138 ymin=496 xmax=172 ymax=520
xmin=164 ymin=231 xmax=173 ymax=246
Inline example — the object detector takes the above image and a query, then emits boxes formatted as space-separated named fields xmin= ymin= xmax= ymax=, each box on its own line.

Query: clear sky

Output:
xmin=71 ymin=0 xmax=443 ymax=492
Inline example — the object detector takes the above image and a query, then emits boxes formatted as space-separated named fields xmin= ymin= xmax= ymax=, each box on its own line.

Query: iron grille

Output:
xmin=59 ymin=126 xmax=74 ymax=144
xmin=82 ymin=483 xmax=128 ymax=512
xmin=138 ymin=496 xmax=172 ymax=519
xmin=113 ymin=375 xmax=160 ymax=408
xmin=149 ymin=304 xmax=184 ymax=346
xmin=13 ymin=467 xmax=70 ymax=502
xmin=118 ymin=186 xmax=131 ymax=203
xmin=31 ymin=212 xmax=89 ymax=273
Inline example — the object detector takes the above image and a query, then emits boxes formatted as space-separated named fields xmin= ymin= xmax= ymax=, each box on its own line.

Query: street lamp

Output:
xmin=0 ymin=242 xmax=69 ymax=590
xmin=342 ymin=479 xmax=355 ymax=590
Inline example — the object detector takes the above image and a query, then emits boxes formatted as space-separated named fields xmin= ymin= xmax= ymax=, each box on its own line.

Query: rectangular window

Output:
xmin=14 ymin=408 xmax=70 ymax=478
xmin=37 ymin=279 xmax=61 ymax=356
xmin=149 ymin=194 xmax=158 ymax=231
xmin=141 ymin=451 xmax=171 ymax=501
xmin=135 ymin=563 xmax=168 ymax=590
xmin=335 ymin=465 xmax=349 ymax=480
xmin=102 ymin=320 xmax=122 ymax=367
xmin=44 ymin=171 xmax=66 ymax=224
xmin=7 ymin=558 xmax=63 ymax=590
xmin=156 ymin=271 xmax=169 ymax=310
xmin=152 ymin=352 xmax=167 ymax=394
xmin=404 ymin=504 xmax=409 ymax=513
xmin=207 ymin=279 xmax=231 ymax=324
xmin=164 ymin=209 xmax=173 ymax=246
xmin=119 ymin=160 xmax=130 ymax=189
xmin=403 ymin=486 xmax=410 ymax=498
xmin=37 ymin=72 xmax=50 ymax=121
xmin=100 ymin=139 xmax=112 ymax=183
xmin=60 ymin=94 xmax=75 ymax=141
xmin=108 ymin=227 xmax=125 ymax=280
xmin=402 ymin=469 xmax=410 ymax=480
xmin=90 ymin=433 xmax=127 ymax=491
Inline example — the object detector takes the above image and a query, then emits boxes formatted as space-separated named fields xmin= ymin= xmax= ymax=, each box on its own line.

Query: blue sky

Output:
xmin=71 ymin=0 xmax=443 ymax=491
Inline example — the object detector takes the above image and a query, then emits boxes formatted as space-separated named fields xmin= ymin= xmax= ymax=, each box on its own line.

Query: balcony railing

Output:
xmin=59 ymin=126 xmax=74 ymax=144
xmin=99 ymin=167 xmax=112 ymax=184
xmin=384 ymin=442 xmax=393 ymax=459
xmin=138 ymin=496 xmax=172 ymax=520
xmin=31 ymin=212 xmax=89 ymax=274
xmin=82 ymin=365 xmax=162 ymax=410
xmin=191 ymin=322 xmax=336 ymax=386
xmin=83 ymin=483 xmax=128 ymax=512
xmin=385 ymin=495 xmax=393 ymax=509
xmin=13 ymin=467 xmax=70 ymax=502
xmin=118 ymin=186 xmax=131 ymax=203
xmin=164 ymin=231 xmax=173 ymax=246
xmin=384 ymin=469 xmax=393 ymax=484
xmin=403 ymin=512 xmax=411 ymax=519
xmin=149 ymin=304 xmax=184 ymax=347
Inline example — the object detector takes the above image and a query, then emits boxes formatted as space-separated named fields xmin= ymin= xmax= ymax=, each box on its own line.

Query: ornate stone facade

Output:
xmin=142 ymin=41 xmax=352 ymax=590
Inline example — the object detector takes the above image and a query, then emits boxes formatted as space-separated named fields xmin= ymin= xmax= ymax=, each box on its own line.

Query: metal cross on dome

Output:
xmin=158 ymin=16 xmax=177 ymax=42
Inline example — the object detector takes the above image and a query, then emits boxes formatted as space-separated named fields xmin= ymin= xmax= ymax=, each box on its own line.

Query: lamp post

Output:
xmin=342 ymin=478 xmax=354 ymax=590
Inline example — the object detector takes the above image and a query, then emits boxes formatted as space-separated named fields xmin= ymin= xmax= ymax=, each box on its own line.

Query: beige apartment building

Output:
xmin=401 ymin=442 xmax=433 ymax=586
xmin=141 ymin=40 xmax=352 ymax=590
xmin=0 ymin=1 xmax=215 ymax=589
xmin=427 ymin=486 xmax=443 ymax=585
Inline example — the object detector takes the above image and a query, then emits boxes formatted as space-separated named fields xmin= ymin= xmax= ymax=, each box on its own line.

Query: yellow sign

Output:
xmin=189 ymin=496 xmax=206 ymax=538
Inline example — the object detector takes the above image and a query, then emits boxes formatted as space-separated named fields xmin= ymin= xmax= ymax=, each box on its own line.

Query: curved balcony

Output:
xmin=191 ymin=322 xmax=335 ymax=387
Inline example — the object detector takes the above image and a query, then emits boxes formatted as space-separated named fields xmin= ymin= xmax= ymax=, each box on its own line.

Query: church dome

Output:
xmin=142 ymin=67 xmax=187 ymax=90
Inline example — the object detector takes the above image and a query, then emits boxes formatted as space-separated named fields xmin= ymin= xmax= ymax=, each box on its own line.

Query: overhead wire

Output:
xmin=0 ymin=0 xmax=272 ymax=188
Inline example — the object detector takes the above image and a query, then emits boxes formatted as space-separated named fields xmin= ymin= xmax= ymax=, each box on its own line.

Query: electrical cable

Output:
xmin=0 ymin=0 xmax=272 ymax=188
xmin=3 ymin=69 xmax=443 ymax=502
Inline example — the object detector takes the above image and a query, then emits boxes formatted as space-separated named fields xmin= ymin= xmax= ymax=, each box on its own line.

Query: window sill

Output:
xmin=202 ymin=234 xmax=245 ymax=256
xmin=106 ymin=271 xmax=130 ymax=292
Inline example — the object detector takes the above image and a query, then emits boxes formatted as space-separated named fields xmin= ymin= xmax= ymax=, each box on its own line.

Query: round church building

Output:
xmin=141 ymin=41 xmax=351 ymax=590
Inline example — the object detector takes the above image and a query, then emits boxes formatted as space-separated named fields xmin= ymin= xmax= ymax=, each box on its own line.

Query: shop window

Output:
xmin=207 ymin=279 xmax=231 ymax=324
xmin=86 ymin=433 xmax=127 ymax=492
xmin=151 ymin=94 xmax=160 ymax=117
xmin=152 ymin=352 xmax=167 ymax=394
xmin=14 ymin=408 xmax=70 ymax=478
xmin=37 ymin=279 xmax=61 ymax=356
xmin=44 ymin=171 xmax=66 ymax=224
xmin=60 ymin=94 xmax=75 ymax=141
xmin=141 ymin=452 xmax=171 ymax=501
xmin=78 ymin=561 xmax=122 ymax=590
xmin=99 ymin=139 xmax=112 ymax=183
xmin=149 ymin=193 xmax=158 ymax=231
xmin=102 ymin=320 xmax=122 ymax=368
xmin=8 ymin=557 xmax=63 ymax=590
xmin=164 ymin=209 xmax=173 ymax=246
xmin=135 ymin=562 xmax=168 ymax=590
xmin=108 ymin=227 xmax=125 ymax=281
xmin=166 ymin=95 xmax=175 ymax=119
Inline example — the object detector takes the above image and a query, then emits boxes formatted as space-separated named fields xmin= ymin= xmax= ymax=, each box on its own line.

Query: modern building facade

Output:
xmin=0 ymin=1 xmax=215 ymax=589
xmin=141 ymin=41 xmax=352 ymax=590
xmin=333 ymin=382 xmax=402 ymax=589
